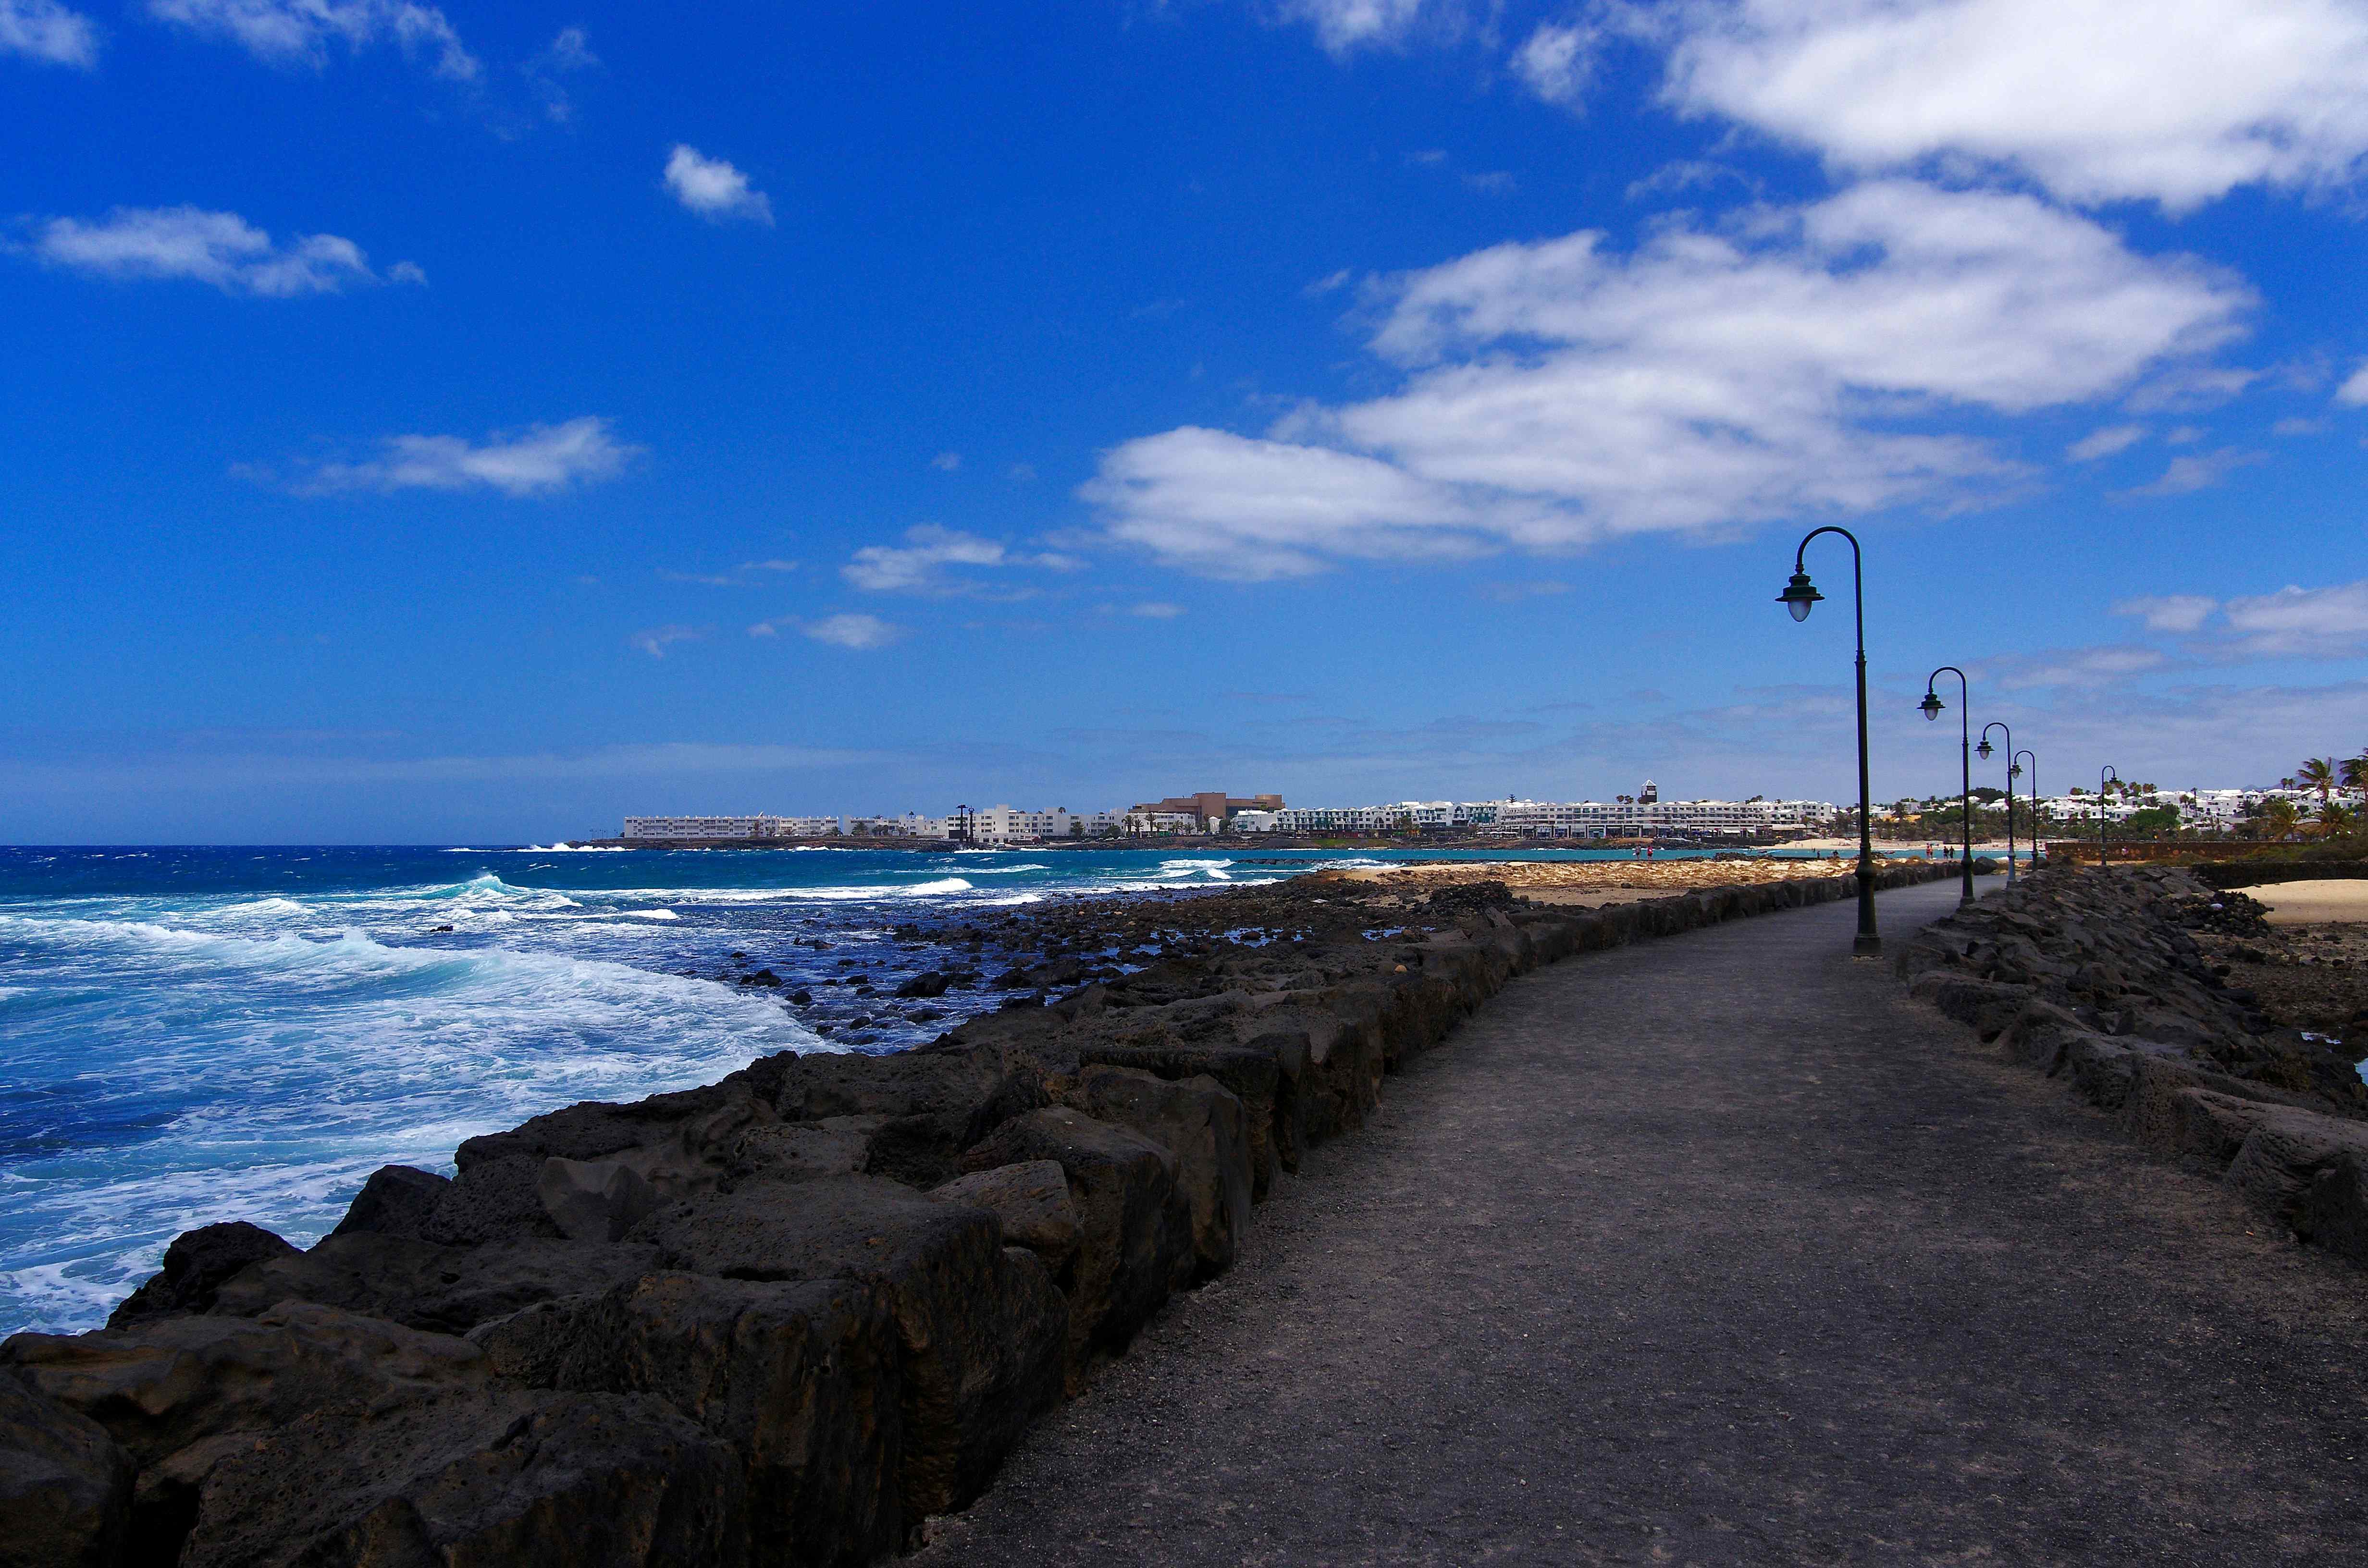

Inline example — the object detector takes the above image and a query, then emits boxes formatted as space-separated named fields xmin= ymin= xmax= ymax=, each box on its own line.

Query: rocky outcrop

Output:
xmin=16 ymin=860 xmax=1950 ymax=1567
xmin=1902 ymin=864 xmax=2368 ymax=1263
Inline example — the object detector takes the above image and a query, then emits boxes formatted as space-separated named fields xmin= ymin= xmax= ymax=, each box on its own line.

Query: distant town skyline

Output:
xmin=9 ymin=3 xmax=2368 ymax=843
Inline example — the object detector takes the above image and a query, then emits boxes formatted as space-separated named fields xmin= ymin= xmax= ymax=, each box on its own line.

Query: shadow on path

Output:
xmin=913 ymin=879 xmax=2368 ymax=1566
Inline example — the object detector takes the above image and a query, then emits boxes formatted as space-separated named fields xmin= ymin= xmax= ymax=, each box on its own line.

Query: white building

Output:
xmin=960 ymin=806 xmax=1119 ymax=843
xmin=845 ymin=813 xmax=950 ymax=839
xmin=1266 ymin=797 xmax=1833 ymax=838
xmin=623 ymin=815 xmax=844 ymax=841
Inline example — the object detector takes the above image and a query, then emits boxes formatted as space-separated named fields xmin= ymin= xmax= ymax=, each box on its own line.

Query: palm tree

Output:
xmin=2343 ymin=754 xmax=2368 ymax=791
xmin=2259 ymin=798 xmax=2302 ymax=840
xmin=2318 ymin=800 xmax=2352 ymax=835
xmin=2300 ymin=757 xmax=2337 ymax=803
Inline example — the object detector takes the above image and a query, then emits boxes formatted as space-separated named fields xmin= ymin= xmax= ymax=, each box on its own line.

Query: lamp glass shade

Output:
xmin=1976 ymin=739 xmax=1993 ymax=759
xmin=1919 ymin=692 xmax=1944 ymax=721
xmin=1777 ymin=570 xmax=1822 ymax=622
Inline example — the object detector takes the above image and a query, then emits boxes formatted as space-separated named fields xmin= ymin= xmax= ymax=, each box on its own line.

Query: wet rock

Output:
xmin=896 ymin=972 xmax=951 ymax=999
xmin=0 ymin=1369 xmax=132 ymax=1568
xmin=927 ymin=1161 xmax=1080 ymax=1273
xmin=107 ymin=1222 xmax=298 ymax=1328
xmin=180 ymin=1389 xmax=747 ymax=1568
xmin=327 ymin=1164 xmax=451 ymax=1241
xmin=207 ymin=1231 xmax=662 ymax=1335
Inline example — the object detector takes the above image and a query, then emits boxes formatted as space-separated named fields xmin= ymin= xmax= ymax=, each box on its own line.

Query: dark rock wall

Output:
xmin=1899 ymin=864 xmax=2368 ymax=1263
xmin=3 ymin=862 xmax=1950 ymax=1567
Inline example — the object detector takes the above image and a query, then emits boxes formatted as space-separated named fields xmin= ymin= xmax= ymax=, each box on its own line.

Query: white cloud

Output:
xmin=842 ymin=525 xmax=1074 ymax=595
xmin=2121 ymin=446 xmax=2266 ymax=497
xmin=930 ymin=451 xmax=962 ymax=471
xmin=2067 ymin=424 xmax=2146 ymax=461
xmin=287 ymin=416 xmax=637 ymax=497
xmin=803 ymin=613 xmax=902 ymax=650
xmin=1088 ymin=181 xmax=2252 ymax=577
xmin=526 ymin=24 xmax=597 ymax=122
xmin=1985 ymin=643 xmax=2169 ymax=690
xmin=1277 ymin=0 xmax=1436 ymax=54
xmin=1130 ymin=601 xmax=1186 ymax=619
xmin=149 ymin=0 xmax=478 ymax=80
xmin=1006 ymin=463 xmax=1037 ymax=482
xmin=0 ymin=0 xmax=98 ymax=66
xmin=628 ymin=625 xmax=704 ymax=658
xmin=2337 ymin=364 xmax=2368 ymax=405
xmin=26 ymin=205 xmax=417 ymax=296
xmin=1513 ymin=22 xmax=1596 ymax=108
xmin=2223 ymin=580 xmax=2368 ymax=658
xmin=2274 ymin=417 xmax=2328 ymax=436
xmin=1662 ymin=0 xmax=2368 ymax=212
xmin=2113 ymin=594 xmax=2217 ymax=634
xmin=664 ymin=145 xmax=773 ymax=225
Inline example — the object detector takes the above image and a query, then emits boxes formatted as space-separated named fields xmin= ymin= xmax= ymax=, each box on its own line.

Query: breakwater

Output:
xmin=2 ymin=861 xmax=1952 ymax=1567
xmin=1900 ymin=864 xmax=2368 ymax=1261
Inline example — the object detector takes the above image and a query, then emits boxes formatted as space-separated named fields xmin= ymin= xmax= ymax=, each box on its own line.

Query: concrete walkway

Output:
xmin=915 ymin=880 xmax=2368 ymax=1566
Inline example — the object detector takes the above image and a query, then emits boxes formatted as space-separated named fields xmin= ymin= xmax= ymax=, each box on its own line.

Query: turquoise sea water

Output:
xmin=0 ymin=842 xmax=1944 ymax=1333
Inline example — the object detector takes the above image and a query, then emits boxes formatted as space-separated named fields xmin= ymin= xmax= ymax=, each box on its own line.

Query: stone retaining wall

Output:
xmin=1 ymin=862 xmax=1952 ymax=1568
xmin=1899 ymin=865 xmax=2368 ymax=1271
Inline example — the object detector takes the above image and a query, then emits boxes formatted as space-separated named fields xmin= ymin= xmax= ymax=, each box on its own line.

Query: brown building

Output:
xmin=1129 ymin=791 xmax=1283 ymax=823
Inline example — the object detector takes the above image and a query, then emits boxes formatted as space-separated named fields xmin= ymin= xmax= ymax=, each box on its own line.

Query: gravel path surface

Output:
xmin=912 ymin=878 xmax=2368 ymax=1566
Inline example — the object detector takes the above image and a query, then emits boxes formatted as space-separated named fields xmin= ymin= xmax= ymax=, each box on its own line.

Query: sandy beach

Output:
xmin=2227 ymin=880 xmax=2368 ymax=925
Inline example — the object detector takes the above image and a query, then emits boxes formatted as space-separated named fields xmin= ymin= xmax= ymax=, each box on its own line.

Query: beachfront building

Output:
xmin=846 ymin=813 xmax=949 ymax=838
xmin=963 ymin=806 xmax=1124 ymax=843
xmin=1261 ymin=796 xmax=1833 ymax=839
xmin=622 ymin=814 xmax=849 ymax=840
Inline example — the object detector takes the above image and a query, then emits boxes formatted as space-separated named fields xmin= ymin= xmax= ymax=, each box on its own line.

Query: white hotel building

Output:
xmin=1252 ymin=795 xmax=1832 ymax=838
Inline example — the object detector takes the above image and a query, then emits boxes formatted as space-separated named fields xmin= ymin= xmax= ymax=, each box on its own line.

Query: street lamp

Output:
xmin=1778 ymin=527 xmax=1880 ymax=956
xmin=1920 ymin=667 xmax=1976 ymax=905
xmin=2098 ymin=766 xmax=2119 ymax=866
xmin=2013 ymin=750 xmax=2037 ymax=868
xmin=1977 ymin=722 xmax=2015 ymax=885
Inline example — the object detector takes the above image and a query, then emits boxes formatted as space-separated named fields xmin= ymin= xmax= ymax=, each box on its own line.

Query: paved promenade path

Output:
xmin=916 ymin=879 xmax=2368 ymax=1566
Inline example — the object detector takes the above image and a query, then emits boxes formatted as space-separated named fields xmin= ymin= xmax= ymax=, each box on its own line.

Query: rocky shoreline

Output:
xmin=1900 ymin=863 xmax=2368 ymax=1263
xmin=2 ymin=861 xmax=1953 ymax=1568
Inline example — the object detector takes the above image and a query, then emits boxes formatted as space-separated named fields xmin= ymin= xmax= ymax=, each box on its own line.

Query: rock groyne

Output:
xmin=1899 ymin=864 xmax=2368 ymax=1266
xmin=2 ymin=862 xmax=1952 ymax=1568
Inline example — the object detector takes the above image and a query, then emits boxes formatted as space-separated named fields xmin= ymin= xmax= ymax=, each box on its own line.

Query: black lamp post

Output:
xmin=1977 ymin=722 xmax=2014 ymax=885
xmin=2098 ymin=766 xmax=2119 ymax=865
xmin=1778 ymin=527 xmax=1880 ymax=956
xmin=1920 ymin=667 xmax=1975 ymax=904
xmin=2012 ymin=749 xmax=2037 ymax=869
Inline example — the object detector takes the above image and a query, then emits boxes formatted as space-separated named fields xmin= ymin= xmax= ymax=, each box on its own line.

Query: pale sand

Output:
xmin=1322 ymin=857 xmax=1861 ymax=907
xmin=2228 ymin=881 xmax=2368 ymax=925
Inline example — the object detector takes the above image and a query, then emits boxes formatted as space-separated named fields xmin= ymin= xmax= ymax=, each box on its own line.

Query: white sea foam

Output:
xmin=948 ymin=863 xmax=1047 ymax=875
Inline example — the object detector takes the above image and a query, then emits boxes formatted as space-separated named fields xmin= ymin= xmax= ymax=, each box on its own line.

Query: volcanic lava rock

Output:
xmin=0 ymin=1370 xmax=132 ymax=1568
xmin=327 ymin=1164 xmax=451 ymax=1241
xmin=106 ymin=1223 xmax=297 ymax=1329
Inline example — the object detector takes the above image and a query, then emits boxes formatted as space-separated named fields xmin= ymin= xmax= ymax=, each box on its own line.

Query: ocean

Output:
xmin=0 ymin=841 xmax=1855 ymax=1334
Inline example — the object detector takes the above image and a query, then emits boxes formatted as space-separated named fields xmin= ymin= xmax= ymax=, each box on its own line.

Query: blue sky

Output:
xmin=8 ymin=0 xmax=2368 ymax=842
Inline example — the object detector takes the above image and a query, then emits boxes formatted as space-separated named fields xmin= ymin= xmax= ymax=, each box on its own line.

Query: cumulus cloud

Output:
xmin=802 ymin=613 xmax=901 ymax=650
xmin=149 ymin=0 xmax=478 ymax=80
xmin=2338 ymin=364 xmax=2368 ymax=406
xmin=1512 ymin=22 xmax=1596 ymax=108
xmin=1662 ymin=0 xmax=2368 ymax=212
xmin=1276 ymin=0 xmax=1435 ymax=54
xmin=2120 ymin=446 xmax=2267 ymax=497
xmin=2113 ymin=594 xmax=2217 ymax=634
xmin=2067 ymin=424 xmax=2146 ymax=461
xmin=1086 ymin=181 xmax=2253 ymax=578
xmin=24 ymin=206 xmax=419 ymax=296
xmin=664 ymin=145 xmax=772 ymax=225
xmin=283 ymin=416 xmax=638 ymax=497
xmin=0 ymin=0 xmax=98 ymax=66
xmin=842 ymin=525 xmax=1077 ymax=595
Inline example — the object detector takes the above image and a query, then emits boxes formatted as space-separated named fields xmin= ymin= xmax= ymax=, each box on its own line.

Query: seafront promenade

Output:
xmin=915 ymin=878 xmax=2368 ymax=1564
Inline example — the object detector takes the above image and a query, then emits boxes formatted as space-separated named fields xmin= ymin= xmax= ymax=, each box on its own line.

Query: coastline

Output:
xmin=2 ymin=859 xmax=1957 ymax=1565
